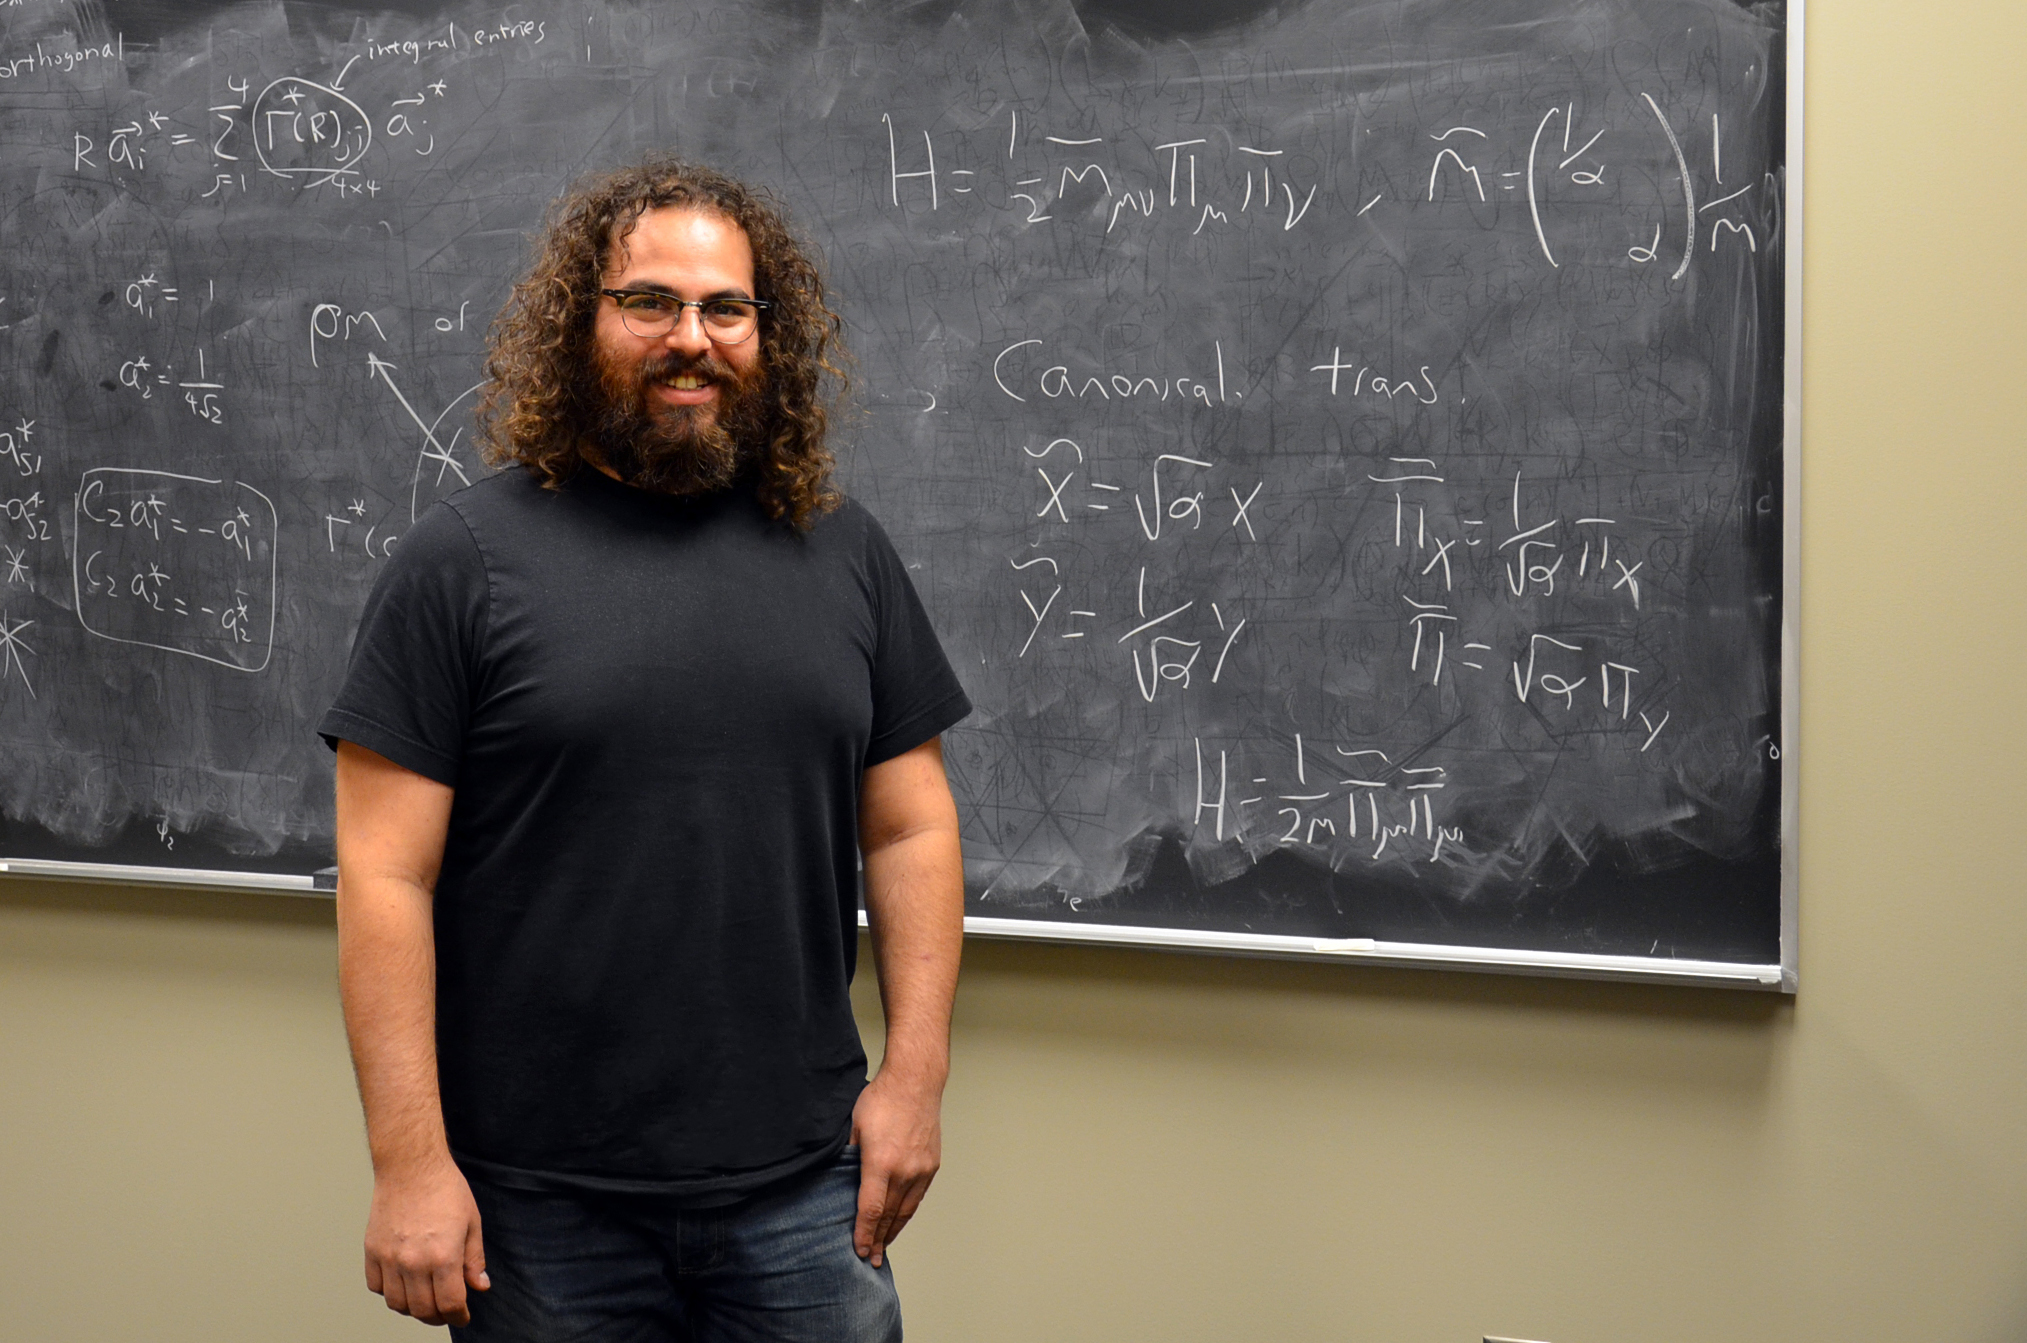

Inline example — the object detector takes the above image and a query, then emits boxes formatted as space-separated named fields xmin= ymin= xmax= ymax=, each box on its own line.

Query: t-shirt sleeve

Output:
xmin=859 ymin=510 xmax=972 ymax=766
xmin=316 ymin=502 xmax=488 ymax=786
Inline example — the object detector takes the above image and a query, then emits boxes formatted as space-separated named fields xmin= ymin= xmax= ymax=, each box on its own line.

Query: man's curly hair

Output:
xmin=474 ymin=156 xmax=846 ymax=530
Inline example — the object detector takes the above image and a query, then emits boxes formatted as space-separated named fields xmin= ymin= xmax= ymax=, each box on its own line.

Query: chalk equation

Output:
xmin=0 ymin=0 xmax=1784 ymax=957
xmin=70 ymin=470 xmax=278 ymax=672
xmin=883 ymin=111 xmax=1321 ymax=237
xmin=877 ymin=90 xmax=1767 ymax=283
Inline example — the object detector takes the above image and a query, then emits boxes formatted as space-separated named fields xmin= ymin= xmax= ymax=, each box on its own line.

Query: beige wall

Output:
xmin=5 ymin=1 xmax=2025 ymax=1338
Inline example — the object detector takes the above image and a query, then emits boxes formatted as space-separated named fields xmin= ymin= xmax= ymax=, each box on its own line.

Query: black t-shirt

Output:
xmin=319 ymin=466 xmax=970 ymax=1203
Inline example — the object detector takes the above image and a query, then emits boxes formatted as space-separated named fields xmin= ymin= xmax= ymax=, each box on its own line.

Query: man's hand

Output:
xmin=849 ymin=1070 xmax=944 ymax=1268
xmin=363 ymin=1158 xmax=490 ymax=1326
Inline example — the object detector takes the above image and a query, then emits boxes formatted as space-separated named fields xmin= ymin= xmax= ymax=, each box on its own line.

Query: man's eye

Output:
xmin=702 ymin=300 xmax=749 ymax=320
xmin=624 ymin=295 xmax=679 ymax=315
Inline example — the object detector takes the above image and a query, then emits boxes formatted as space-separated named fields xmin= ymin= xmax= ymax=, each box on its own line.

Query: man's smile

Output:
xmin=653 ymin=373 xmax=717 ymax=405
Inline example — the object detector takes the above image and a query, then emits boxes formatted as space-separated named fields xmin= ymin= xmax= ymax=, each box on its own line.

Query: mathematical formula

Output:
xmin=0 ymin=0 xmax=1785 ymax=942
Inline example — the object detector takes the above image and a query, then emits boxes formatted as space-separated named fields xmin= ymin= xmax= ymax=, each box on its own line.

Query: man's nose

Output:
xmin=661 ymin=306 xmax=713 ymax=356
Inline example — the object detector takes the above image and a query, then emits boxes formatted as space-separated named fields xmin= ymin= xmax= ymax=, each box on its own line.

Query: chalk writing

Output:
xmin=71 ymin=470 xmax=278 ymax=672
xmin=0 ymin=0 xmax=1785 ymax=960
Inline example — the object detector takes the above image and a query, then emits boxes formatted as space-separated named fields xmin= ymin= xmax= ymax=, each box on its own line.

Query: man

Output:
xmin=320 ymin=156 xmax=971 ymax=1341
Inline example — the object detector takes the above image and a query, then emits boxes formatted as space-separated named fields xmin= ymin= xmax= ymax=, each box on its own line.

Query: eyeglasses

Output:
xmin=601 ymin=289 xmax=770 ymax=344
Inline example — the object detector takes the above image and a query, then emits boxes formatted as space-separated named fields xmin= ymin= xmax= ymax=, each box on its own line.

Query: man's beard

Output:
xmin=586 ymin=344 xmax=771 ymax=496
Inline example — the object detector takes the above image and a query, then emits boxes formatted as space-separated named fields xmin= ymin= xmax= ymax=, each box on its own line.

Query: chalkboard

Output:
xmin=0 ymin=0 xmax=1798 ymax=988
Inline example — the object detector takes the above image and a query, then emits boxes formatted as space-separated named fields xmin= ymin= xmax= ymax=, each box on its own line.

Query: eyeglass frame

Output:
xmin=598 ymin=288 xmax=772 ymax=344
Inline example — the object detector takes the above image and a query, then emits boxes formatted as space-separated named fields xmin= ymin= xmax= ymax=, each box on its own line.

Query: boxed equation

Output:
xmin=71 ymin=468 xmax=278 ymax=672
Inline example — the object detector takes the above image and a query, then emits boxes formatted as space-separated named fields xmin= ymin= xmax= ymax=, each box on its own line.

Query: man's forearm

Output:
xmin=333 ymin=739 xmax=479 ymax=1323
xmin=860 ymin=825 xmax=964 ymax=1086
xmin=337 ymin=873 xmax=455 ymax=1174
xmin=852 ymin=818 xmax=962 ymax=1265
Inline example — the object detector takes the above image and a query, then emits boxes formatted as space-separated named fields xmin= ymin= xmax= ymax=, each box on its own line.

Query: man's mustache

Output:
xmin=634 ymin=348 xmax=737 ymax=388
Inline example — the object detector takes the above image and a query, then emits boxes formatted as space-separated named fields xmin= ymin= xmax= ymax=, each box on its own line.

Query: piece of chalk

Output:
xmin=1310 ymin=937 xmax=1377 ymax=953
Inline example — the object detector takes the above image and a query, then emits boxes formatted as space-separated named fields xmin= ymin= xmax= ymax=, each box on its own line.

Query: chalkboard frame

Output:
xmin=0 ymin=852 xmax=1788 ymax=989
xmin=0 ymin=0 xmax=1805 ymax=993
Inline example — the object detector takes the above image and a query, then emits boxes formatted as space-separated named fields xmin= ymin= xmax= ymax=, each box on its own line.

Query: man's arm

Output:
xmin=334 ymin=740 xmax=489 ymax=1327
xmin=851 ymin=734 xmax=965 ymax=1268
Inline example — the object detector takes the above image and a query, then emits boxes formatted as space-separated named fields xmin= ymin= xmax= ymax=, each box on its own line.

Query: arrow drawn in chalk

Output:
xmin=365 ymin=354 xmax=485 ymax=520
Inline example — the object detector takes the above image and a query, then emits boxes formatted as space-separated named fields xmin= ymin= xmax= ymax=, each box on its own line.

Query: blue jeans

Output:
xmin=451 ymin=1147 xmax=902 ymax=1342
